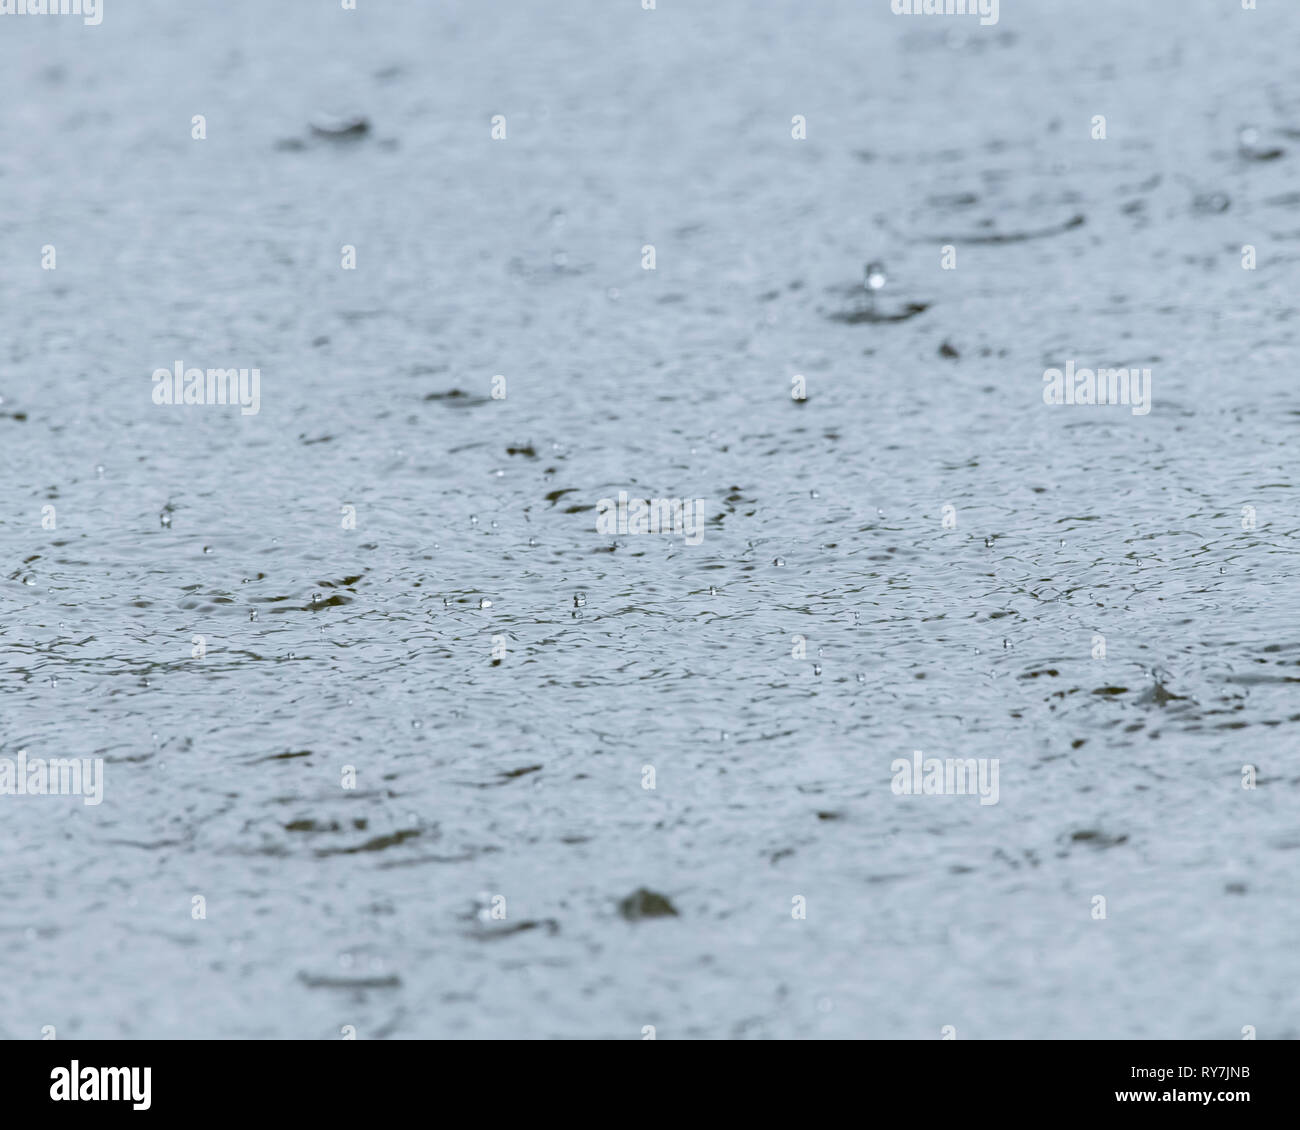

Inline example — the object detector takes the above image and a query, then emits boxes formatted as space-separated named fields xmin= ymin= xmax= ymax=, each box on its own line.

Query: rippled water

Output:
xmin=2 ymin=0 xmax=1298 ymax=1039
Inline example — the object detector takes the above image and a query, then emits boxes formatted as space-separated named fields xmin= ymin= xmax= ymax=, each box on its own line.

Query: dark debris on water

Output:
xmin=618 ymin=888 xmax=679 ymax=920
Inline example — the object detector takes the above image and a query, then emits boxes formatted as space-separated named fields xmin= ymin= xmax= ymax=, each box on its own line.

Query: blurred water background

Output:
xmin=1 ymin=0 xmax=1297 ymax=1038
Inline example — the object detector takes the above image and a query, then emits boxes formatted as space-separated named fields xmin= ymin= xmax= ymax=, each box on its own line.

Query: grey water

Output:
xmin=1 ymin=0 xmax=1298 ymax=1039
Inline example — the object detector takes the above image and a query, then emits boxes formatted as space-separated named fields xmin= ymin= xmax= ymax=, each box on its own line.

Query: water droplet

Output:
xmin=479 ymin=598 xmax=492 ymax=609
xmin=773 ymin=557 xmax=785 ymax=567
xmin=708 ymin=586 xmax=716 ymax=597
xmin=856 ymin=673 xmax=866 ymax=684
xmin=1002 ymin=639 xmax=1010 ymax=649
xmin=288 ymin=652 xmax=296 ymax=660
xmin=720 ymin=731 xmax=730 ymax=741
xmin=249 ymin=609 xmax=258 ymax=621
xmin=573 ymin=593 xmax=586 ymax=607
xmin=812 ymin=664 xmax=822 ymax=676
xmin=865 ymin=262 xmax=886 ymax=291
xmin=469 ymin=514 xmax=479 ymax=526
xmin=876 ymin=508 xmax=884 ymax=518
xmin=311 ymin=592 xmax=321 ymax=604
xmin=203 ymin=545 xmax=212 ymax=554
xmin=984 ymin=537 xmax=993 ymax=548
xmin=159 ymin=512 xmax=172 ymax=528
xmin=95 ymin=464 xmax=104 ymax=477
xmin=809 ymin=489 xmax=820 ymax=499
xmin=412 ymin=720 xmax=422 ymax=729
xmin=528 ymin=536 xmax=537 ymax=547
xmin=490 ymin=519 xmax=499 ymax=527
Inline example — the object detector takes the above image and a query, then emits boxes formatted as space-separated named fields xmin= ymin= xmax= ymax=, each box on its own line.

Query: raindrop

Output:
xmin=856 ymin=673 xmax=866 ymax=684
xmin=249 ymin=609 xmax=258 ymax=621
xmin=470 ymin=514 xmax=479 ymax=526
xmin=812 ymin=664 xmax=822 ymax=676
xmin=159 ymin=512 xmax=172 ymax=528
xmin=528 ymin=537 xmax=537 ymax=547
xmin=203 ymin=546 xmax=212 ymax=554
xmin=573 ymin=593 xmax=586 ymax=607
xmin=708 ymin=586 xmax=716 ymax=597
xmin=864 ymin=261 xmax=886 ymax=291
xmin=773 ymin=557 xmax=785 ymax=567
xmin=809 ymin=489 xmax=820 ymax=499
xmin=479 ymin=598 xmax=492 ymax=609
xmin=95 ymin=464 xmax=104 ymax=477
